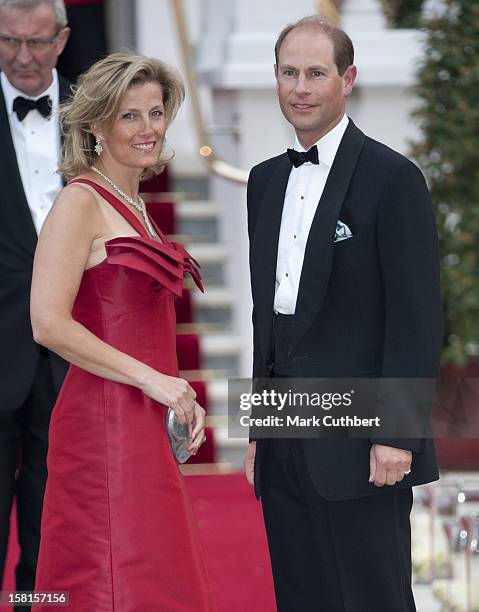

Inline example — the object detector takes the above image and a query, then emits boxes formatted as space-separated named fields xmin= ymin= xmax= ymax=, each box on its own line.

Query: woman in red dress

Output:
xmin=30 ymin=50 xmax=216 ymax=611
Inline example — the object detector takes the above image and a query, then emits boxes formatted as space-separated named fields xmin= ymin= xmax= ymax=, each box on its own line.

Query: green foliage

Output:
xmin=411 ymin=0 xmax=479 ymax=365
xmin=380 ymin=0 xmax=426 ymax=28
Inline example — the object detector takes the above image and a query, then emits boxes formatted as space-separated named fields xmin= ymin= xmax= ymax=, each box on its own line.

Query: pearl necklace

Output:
xmin=91 ymin=166 xmax=158 ymax=238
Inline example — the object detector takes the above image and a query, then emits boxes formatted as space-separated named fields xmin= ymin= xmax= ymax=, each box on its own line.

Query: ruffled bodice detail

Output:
xmin=104 ymin=235 xmax=203 ymax=297
xmin=69 ymin=178 xmax=203 ymax=297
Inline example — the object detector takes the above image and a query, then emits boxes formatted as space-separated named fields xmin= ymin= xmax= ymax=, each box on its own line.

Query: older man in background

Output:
xmin=0 ymin=0 xmax=70 ymax=600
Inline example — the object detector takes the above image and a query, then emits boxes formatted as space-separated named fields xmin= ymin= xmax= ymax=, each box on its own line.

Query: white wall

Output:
xmin=135 ymin=0 xmax=207 ymax=177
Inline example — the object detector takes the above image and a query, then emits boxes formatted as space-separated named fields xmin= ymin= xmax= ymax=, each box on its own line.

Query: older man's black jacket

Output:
xmin=0 ymin=76 xmax=71 ymax=411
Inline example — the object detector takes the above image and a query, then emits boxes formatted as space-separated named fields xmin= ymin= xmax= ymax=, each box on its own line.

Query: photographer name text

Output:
xmin=240 ymin=415 xmax=381 ymax=428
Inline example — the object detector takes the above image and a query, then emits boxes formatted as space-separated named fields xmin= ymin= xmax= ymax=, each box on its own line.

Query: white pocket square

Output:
xmin=334 ymin=220 xmax=353 ymax=243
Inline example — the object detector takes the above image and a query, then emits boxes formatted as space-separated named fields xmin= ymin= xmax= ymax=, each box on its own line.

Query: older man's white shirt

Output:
xmin=1 ymin=69 xmax=62 ymax=235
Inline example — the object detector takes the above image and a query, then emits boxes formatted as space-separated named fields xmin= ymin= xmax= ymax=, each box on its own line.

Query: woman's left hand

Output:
xmin=188 ymin=403 xmax=206 ymax=455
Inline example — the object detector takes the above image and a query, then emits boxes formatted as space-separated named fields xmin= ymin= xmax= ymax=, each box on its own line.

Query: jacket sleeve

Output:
xmin=247 ymin=165 xmax=270 ymax=443
xmin=370 ymin=159 xmax=443 ymax=453
xmin=247 ymin=164 xmax=267 ymax=380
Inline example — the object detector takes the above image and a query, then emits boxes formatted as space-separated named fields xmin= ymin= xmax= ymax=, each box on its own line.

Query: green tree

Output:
xmin=411 ymin=0 xmax=479 ymax=365
xmin=380 ymin=0 xmax=425 ymax=28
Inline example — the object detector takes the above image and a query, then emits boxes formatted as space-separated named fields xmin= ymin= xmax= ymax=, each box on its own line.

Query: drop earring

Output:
xmin=94 ymin=137 xmax=103 ymax=156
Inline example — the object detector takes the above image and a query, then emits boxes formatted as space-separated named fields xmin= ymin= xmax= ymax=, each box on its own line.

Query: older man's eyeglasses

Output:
xmin=0 ymin=31 xmax=61 ymax=53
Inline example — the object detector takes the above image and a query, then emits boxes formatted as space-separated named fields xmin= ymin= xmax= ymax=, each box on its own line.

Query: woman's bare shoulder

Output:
xmin=43 ymin=176 xmax=104 ymax=237
xmin=60 ymin=174 xmax=99 ymax=199
xmin=53 ymin=175 xmax=102 ymax=215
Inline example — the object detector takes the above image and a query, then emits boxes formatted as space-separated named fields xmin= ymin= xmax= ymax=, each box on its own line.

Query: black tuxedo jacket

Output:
xmin=248 ymin=119 xmax=443 ymax=501
xmin=0 ymin=75 xmax=71 ymax=412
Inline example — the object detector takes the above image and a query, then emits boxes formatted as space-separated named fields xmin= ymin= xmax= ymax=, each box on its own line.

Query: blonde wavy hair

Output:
xmin=59 ymin=50 xmax=185 ymax=182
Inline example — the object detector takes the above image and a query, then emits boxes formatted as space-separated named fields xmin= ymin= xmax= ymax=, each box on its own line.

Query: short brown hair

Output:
xmin=59 ymin=49 xmax=185 ymax=182
xmin=274 ymin=16 xmax=354 ymax=76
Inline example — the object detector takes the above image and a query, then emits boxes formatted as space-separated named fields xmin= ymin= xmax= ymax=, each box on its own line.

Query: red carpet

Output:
xmin=1 ymin=507 xmax=16 ymax=596
xmin=185 ymin=473 xmax=276 ymax=611
xmin=2 ymin=473 xmax=276 ymax=611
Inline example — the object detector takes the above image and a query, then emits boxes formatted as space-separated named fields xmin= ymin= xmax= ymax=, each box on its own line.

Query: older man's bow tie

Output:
xmin=13 ymin=95 xmax=52 ymax=121
xmin=287 ymin=145 xmax=319 ymax=167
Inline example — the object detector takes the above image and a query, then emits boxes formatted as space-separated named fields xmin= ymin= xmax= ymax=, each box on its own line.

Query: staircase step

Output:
xmin=168 ymin=234 xmax=209 ymax=245
xmin=186 ymin=244 xmax=228 ymax=285
xmin=180 ymin=369 xmax=228 ymax=381
xmin=187 ymin=243 xmax=228 ymax=263
xmin=201 ymin=333 xmax=241 ymax=356
xmin=215 ymin=425 xmax=249 ymax=468
xmin=200 ymin=334 xmax=241 ymax=376
xmin=178 ymin=334 xmax=240 ymax=376
xmin=207 ymin=378 xmax=228 ymax=407
xmin=193 ymin=287 xmax=233 ymax=308
xmin=176 ymin=323 xmax=226 ymax=334
xmin=193 ymin=287 xmax=234 ymax=325
xmin=176 ymin=200 xmax=219 ymax=219
xmin=177 ymin=201 xmax=219 ymax=241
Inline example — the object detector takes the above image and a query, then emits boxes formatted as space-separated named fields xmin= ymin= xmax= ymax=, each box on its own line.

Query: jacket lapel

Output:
xmin=250 ymin=153 xmax=292 ymax=363
xmin=0 ymin=75 xmax=72 ymax=253
xmin=290 ymin=120 xmax=366 ymax=351
xmin=0 ymin=84 xmax=37 ymax=256
xmin=58 ymin=75 xmax=72 ymax=104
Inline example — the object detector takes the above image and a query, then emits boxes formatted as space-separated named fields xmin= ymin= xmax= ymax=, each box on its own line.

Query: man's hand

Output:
xmin=244 ymin=441 xmax=256 ymax=486
xmin=369 ymin=444 xmax=412 ymax=487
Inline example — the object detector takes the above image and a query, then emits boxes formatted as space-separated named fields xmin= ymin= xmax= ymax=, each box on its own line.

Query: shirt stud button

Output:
xmin=300 ymin=195 xmax=304 ymax=200
xmin=285 ymin=273 xmax=289 ymax=277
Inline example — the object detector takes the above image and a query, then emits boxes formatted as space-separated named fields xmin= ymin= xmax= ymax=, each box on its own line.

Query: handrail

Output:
xmin=170 ymin=0 xmax=249 ymax=185
xmin=170 ymin=0 xmax=342 ymax=185
xmin=316 ymin=0 xmax=342 ymax=25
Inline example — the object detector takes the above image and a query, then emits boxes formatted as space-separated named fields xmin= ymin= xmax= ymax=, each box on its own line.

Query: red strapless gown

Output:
xmin=34 ymin=180 xmax=216 ymax=612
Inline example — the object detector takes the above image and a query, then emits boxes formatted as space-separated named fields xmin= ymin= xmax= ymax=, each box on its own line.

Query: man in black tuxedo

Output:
xmin=244 ymin=16 xmax=442 ymax=612
xmin=0 ymin=0 xmax=70 ymax=598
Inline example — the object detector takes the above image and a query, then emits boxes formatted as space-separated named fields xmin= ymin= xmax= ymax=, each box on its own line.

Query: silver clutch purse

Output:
xmin=166 ymin=407 xmax=191 ymax=463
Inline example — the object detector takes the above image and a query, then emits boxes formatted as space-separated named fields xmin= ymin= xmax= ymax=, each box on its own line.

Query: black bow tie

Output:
xmin=13 ymin=95 xmax=52 ymax=121
xmin=287 ymin=145 xmax=319 ymax=167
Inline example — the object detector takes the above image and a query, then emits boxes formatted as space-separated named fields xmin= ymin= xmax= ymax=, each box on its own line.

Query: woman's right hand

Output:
xmin=141 ymin=371 xmax=196 ymax=426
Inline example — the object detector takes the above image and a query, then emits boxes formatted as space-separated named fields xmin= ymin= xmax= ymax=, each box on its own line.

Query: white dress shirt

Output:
xmin=274 ymin=114 xmax=349 ymax=314
xmin=1 ymin=70 xmax=62 ymax=235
